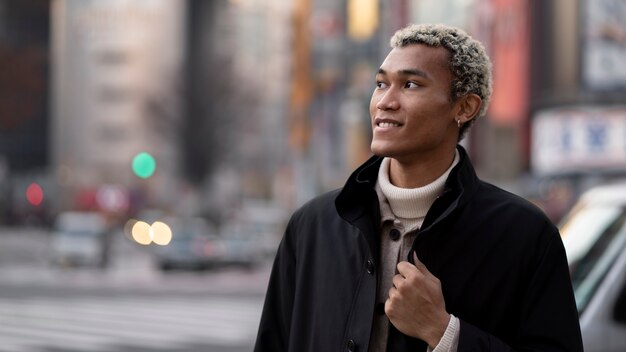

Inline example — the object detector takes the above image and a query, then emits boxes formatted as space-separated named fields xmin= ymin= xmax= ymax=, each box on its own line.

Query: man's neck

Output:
xmin=388 ymin=147 xmax=457 ymax=188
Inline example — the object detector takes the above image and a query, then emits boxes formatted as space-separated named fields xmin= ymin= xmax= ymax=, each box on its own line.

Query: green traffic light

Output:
xmin=132 ymin=152 xmax=156 ymax=179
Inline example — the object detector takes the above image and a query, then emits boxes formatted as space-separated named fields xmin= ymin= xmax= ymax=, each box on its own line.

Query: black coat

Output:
xmin=255 ymin=146 xmax=583 ymax=352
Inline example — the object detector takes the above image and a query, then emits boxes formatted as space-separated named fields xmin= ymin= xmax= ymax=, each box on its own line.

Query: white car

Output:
xmin=50 ymin=211 xmax=108 ymax=267
xmin=559 ymin=182 xmax=626 ymax=351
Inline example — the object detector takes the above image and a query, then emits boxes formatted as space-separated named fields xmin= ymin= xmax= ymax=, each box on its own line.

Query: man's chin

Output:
xmin=370 ymin=145 xmax=394 ymax=158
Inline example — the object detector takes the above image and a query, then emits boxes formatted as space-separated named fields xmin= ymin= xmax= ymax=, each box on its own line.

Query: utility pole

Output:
xmin=289 ymin=0 xmax=312 ymax=153
xmin=289 ymin=0 xmax=315 ymax=208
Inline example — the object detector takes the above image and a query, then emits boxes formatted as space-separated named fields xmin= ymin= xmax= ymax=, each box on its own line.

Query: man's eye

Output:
xmin=405 ymin=81 xmax=419 ymax=88
xmin=376 ymin=81 xmax=388 ymax=89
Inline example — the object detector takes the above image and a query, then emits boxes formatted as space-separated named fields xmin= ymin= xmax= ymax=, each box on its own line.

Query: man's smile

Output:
xmin=375 ymin=118 xmax=403 ymax=129
xmin=377 ymin=122 xmax=401 ymax=128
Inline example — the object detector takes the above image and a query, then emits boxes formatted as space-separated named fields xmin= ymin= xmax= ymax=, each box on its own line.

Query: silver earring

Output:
xmin=457 ymin=119 xmax=462 ymax=128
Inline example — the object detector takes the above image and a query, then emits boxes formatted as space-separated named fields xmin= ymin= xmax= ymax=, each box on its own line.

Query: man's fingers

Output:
xmin=392 ymin=273 xmax=404 ymax=289
xmin=396 ymin=253 xmax=432 ymax=278
xmin=396 ymin=260 xmax=417 ymax=277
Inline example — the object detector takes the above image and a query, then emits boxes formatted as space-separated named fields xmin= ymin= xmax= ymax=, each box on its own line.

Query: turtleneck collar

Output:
xmin=377 ymin=151 xmax=460 ymax=220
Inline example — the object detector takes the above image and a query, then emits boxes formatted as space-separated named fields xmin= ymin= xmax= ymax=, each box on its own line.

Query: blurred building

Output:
xmin=184 ymin=0 xmax=293 ymax=215
xmin=7 ymin=0 xmax=296 ymax=222
xmin=5 ymin=0 xmax=625 ymax=225
xmin=51 ymin=0 xmax=186 ymax=213
xmin=0 ymin=0 xmax=50 ymax=172
xmin=0 ymin=0 xmax=51 ymax=224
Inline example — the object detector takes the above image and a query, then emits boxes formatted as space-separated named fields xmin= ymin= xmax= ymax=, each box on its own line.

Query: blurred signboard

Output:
xmin=487 ymin=0 xmax=529 ymax=126
xmin=532 ymin=106 xmax=626 ymax=175
xmin=582 ymin=0 xmax=626 ymax=90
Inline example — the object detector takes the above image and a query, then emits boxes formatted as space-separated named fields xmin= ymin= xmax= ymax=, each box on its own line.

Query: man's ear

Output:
xmin=455 ymin=93 xmax=482 ymax=124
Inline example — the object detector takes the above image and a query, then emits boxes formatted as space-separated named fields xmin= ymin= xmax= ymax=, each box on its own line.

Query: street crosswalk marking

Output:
xmin=0 ymin=295 xmax=264 ymax=352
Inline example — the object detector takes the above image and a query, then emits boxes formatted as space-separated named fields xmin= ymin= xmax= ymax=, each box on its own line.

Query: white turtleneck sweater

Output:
xmin=368 ymin=152 xmax=460 ymax=352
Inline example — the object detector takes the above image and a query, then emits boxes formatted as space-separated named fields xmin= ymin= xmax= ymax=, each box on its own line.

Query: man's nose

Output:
xmin=376 ymin=88 xmax=400 ymax=110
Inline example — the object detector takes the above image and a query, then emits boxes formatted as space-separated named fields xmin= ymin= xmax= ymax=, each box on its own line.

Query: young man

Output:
xmin=255 ymin=24 xmax=583 ymax=352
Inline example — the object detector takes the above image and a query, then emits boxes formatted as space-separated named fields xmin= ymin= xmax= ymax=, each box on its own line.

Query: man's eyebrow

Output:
xmin=377 ymin=68 xmax=430 ymax=79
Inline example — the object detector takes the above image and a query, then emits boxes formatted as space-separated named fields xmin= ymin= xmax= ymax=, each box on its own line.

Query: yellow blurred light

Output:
xmin=347 ymin=0 xmax=379 ymax=41
xmin=124 ymin=218 xmax=138 ymax=237
xmin=131 ymin=221 xmax=152 ymax=245
xmin=151 ymin=221 xmax=172 ymax=246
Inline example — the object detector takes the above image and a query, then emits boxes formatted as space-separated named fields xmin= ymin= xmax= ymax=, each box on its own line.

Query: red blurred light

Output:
xmin=26 ymin=183 xmax=44 ymax=206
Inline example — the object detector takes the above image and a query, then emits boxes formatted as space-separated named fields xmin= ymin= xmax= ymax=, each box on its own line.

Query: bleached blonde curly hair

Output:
xmin=390 ymin=24 xmax=492 ymax=140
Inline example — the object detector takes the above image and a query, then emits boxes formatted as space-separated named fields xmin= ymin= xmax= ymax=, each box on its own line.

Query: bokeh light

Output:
xmin=151 ymin=221 xmax=172 ymax=245
xmin=131 ymin=152 xmax=156 ymax=179
xmin=128 ymin=219 xmax=173 ymax=246
xmin=26 ymin=182 xmax=44 ymax=206
xmin=124 ymin=218 xmax=138 ymax=240
xmin=96 ymin=185 xmax=129 ymax=213
xmin=131 ymin=220 xmax=152 ymax=245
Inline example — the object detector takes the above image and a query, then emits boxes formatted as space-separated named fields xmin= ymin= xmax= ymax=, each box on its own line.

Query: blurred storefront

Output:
xmin=529 ymin=0 xmax=626 ymax=220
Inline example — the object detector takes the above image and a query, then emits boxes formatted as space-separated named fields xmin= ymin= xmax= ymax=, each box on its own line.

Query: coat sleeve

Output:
xmin=457 ymin=228 xmax=584 ymax=351
xmin=254 ymin=218 xmax=297 ymax=352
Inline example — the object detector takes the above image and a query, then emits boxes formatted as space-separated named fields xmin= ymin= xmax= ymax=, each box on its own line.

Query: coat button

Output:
xmin=389 ymin=228 xmax=400 ymax=241
xmin=366 ymin=260 xmax=375 ymax=274
xmin=347 ymin=339 xmax=356 ymax=351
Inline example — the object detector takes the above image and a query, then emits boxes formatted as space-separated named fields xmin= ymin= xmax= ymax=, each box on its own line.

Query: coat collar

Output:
xmin=335 ymin=145 xmax=480 ymax=226
xmin=334 ymin=155 xmax=383 ymax=223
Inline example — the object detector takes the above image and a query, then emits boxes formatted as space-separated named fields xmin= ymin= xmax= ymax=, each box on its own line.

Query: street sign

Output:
xmin=532 ymin=106 xmax=626 ymax=175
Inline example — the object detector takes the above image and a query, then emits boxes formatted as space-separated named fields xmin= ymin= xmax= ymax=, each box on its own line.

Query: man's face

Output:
xmin=370 ymin=44 xmax=460 ymax=163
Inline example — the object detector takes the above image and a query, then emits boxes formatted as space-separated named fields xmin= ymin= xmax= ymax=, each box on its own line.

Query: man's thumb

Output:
xmin=412 ymin=252 xmax=430 ymax=274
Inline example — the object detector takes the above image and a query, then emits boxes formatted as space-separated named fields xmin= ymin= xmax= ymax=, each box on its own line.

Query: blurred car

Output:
xmin=153 ymin=217 xmax=221 ymax=271
xmin=559 ymin=182 xmax=626 ymax=352
xmin=50 ymin=211 xmax=109 ymax=267
xmin=217 ymin=223 xmax=268 ymax=268
xmin=217 ymin=199 xmax=287 ymax=267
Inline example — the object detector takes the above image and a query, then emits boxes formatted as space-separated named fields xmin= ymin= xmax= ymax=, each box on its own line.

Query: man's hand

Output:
xmin=385 ymin=252 xmax=450 ymax=348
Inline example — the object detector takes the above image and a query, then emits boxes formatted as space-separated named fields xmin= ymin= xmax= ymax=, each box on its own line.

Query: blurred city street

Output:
xmin=2 ymin=0 xmax=626 ymax=351
xmin=0 ymin=227 xmax=270 ymax=352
